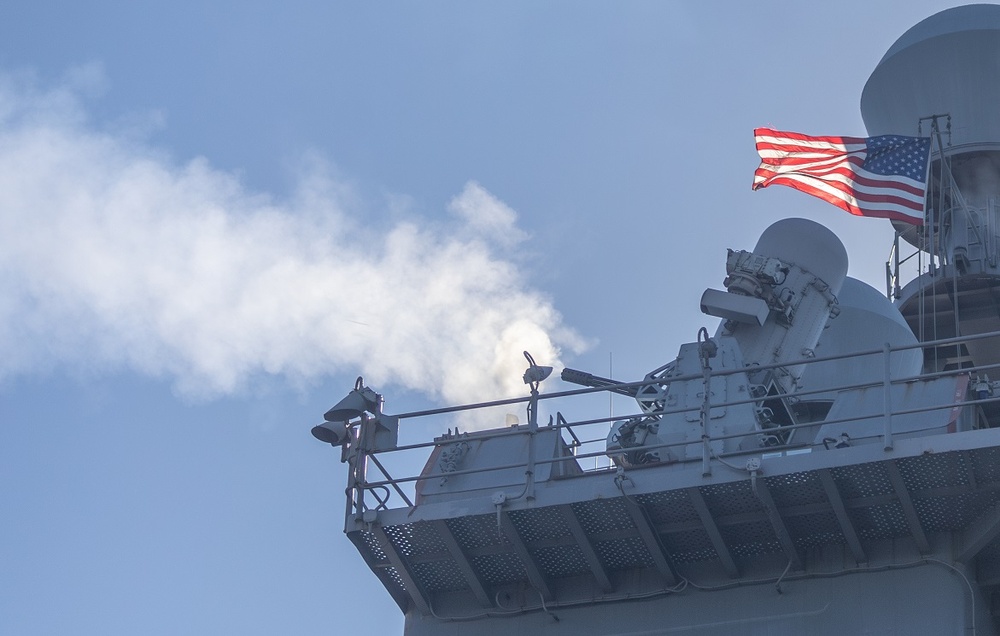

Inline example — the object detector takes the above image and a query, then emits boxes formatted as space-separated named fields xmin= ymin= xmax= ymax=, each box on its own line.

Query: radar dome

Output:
xmin=861 ymin=4 xmax=1000 ymax=146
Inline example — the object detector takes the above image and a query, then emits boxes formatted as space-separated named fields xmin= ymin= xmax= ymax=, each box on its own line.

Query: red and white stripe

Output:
xmin=753 ymin=127 xmax=926 ymax=225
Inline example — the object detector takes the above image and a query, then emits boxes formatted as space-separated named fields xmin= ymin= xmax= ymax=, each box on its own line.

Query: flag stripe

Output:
xmin=761 ymin=168 xmax=923 ymax=209
xmin=760 ymin=175 xmax=925 ymax=224
xmin=755 ymin=162 xmax=927 ymax=199
xmin=754 ymin=127 xmax=867 ymax=147
xmin=757 ymin=170 xmax=925 ymax=211
xmin=752 ymin=128 xmax=930 ymax=225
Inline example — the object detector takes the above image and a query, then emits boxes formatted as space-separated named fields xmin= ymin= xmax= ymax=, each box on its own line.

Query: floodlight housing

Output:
xmin=311 ymin=420 xmax=351 ymax=445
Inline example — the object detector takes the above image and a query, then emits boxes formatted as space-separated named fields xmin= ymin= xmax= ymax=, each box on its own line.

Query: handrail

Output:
xmin=344 ymin=328 xmax=1000 ymax=516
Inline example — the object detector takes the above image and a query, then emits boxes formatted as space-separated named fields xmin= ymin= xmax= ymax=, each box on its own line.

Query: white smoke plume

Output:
xmin=0 ymin=69 xmax=585 ymax=411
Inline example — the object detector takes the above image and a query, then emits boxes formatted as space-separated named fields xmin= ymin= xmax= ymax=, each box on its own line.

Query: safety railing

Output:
xmin=337 ymin=329 xmax=1000 ymax=521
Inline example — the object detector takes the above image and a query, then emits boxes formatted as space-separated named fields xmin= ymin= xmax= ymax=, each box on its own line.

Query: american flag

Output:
xmin=753 ymin=128 xmax=931 ymax=225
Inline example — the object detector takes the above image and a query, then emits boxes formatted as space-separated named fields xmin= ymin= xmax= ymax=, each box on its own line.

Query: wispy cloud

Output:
xmin=0 ymin=68 xmax=584 ymax=413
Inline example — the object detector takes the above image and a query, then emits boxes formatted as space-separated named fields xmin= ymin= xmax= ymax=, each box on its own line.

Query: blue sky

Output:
xmin=0 ymin=2 xmax=968 ymax=634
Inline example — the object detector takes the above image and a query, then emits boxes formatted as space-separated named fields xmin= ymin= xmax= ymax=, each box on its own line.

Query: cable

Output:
xmin=708 ymin=446 xmax=748 ymax=473
xmin=923 ymin=558 xmax=976 ymax=636
xmin=428 ymin=575 xmax=689 ymax=622
xmin=774 ymin=559 xmax=792 ymax=594
xmin=537 ymin=588 xmax=559 ymax=622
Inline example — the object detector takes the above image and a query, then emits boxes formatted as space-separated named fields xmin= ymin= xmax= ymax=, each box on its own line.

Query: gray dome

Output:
xmin=862 ymin=4 xmax=1000 ymax=145
xmin=877 ymin=4 xmax=1000 ymax=65
xmin=804 ymin=278 xmax=922 ymax=398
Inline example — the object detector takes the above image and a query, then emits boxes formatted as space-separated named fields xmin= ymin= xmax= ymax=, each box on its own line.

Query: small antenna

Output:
xmin=607 ymin=352 xmax=614 ymax=470
xmin=609 ymin=352 xmax=614 ymax=420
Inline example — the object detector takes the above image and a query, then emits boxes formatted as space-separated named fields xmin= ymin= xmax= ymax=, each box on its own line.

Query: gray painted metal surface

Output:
xmin=349 ymin=426 xmax=1000 ymax=635
xmin=317 ymin=4 xmax=1000 ymax=634
xmin=862 ymin=4 xmax=1000 ymax=146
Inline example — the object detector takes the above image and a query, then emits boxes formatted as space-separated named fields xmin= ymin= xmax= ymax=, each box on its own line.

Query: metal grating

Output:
xmin=914 ymin=495 xmax=966 ymax=533
xmin=594 ymin=536 xmax=654 ymax=571
xmin=448 ymin=515 xmax=508 ymax=551
xmin=850 ymin=501 xmax=910 ymax=540
xmin=661 ymin=528 xmax=718 ymax=563
xmin=572 ymin=498 xmax=635 ymax=534
xmin=896 ymin=452 xmax=969 ymax=491
xmin=360 ymin=530 xmax=388 ymax=562
xmin=352 ymin=531 xmax=410 ymax=606
xmin=916 ymin=490 xmax=1000 ymax=532
xmin=349 ymin=439 xmax=1000 ymax=617
xmin=832 ymin=462 xmax=895 ymax=499
xmin=637 ymin=489 xmax=700 ymax=525
xmin=509 ymin=507 xmax=570 ymax=543
xmin=412 ymin=560 xmax=470 ymax=592
xmin=385 ymin=566 xmax=407 ymax=591
xmin=531 ymin=544 xmax=591 ymax=578
xmin=765 ymin=471 xmax=827 ymax=507
xmin=471 ymin=552 xmax=528 ymax=586
xmin=382 ymin=521 xmax=447 ymax=558
xmin=720 ymin=520 xmax=782 ymax=557
xmin=700 ymin=481 xmax=764 ymax=516
xmin=785 ymin=511 xmax=844 ymax=550
xmin=972 ymin=447 xmax=1000 ymax=484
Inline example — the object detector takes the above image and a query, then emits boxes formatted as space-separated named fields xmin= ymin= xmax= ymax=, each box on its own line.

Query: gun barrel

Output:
xmin=560 ymin=368 xmax=639 ymax=398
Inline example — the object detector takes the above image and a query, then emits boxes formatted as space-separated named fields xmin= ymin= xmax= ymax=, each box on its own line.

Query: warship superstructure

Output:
xmin=313 ymin=5 xmax=1000 ymax=634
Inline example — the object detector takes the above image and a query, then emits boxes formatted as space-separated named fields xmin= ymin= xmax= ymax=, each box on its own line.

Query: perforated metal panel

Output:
xmin=637 ymin=489 xmax=699 ymax=525
xmin=766 ymin=471 xmax=827 ymax=507
xmin=350 ymin=530 xmax=411 ymax=606
xmin=383 ymin=521 xmax=447 ymax=558
xmin=594 ymin=536 xmax=653 ymax=570
xmin=850 ymin=501 xmax=910 ymax=540
xmin=360 ymin=529 xmax=388 ymax=561
xmin=508 ymin=507 xmax=569 ymax=543
xmin=721 ymin=519 xmax=783 ymax=557
xmin=785 ymin=511 xmax=844 ymax=550
xmin=532 ymin=544 xmax=590 ymax=578
xmin=471 ymin=552 xmax=527 ymax=586
xmin=347 ymin=446 xmax=1000 ymax=619
xmin=661 ymin=528 xmax=717 ymax=563
xmin=896 ymin=453 xmax=969 ymax=491
xmin=572 ymin=498 xmax=634 ymax=534
xmin=412 ymin=560 xmax=469 ymax=592
xmin=448 ymin=514 xmax=507 ymax=550
xmin=973 ymin=447 xmax=1000 ymax=483
xmin=832 ymin=462 xmax=895 ymax=498
xmin=700 ymin=480 xmax=765 ymax=516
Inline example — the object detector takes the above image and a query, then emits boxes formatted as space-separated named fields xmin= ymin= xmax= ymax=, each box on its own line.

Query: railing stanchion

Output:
xmin=883 ymin=342 xmax=894 ymax=451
